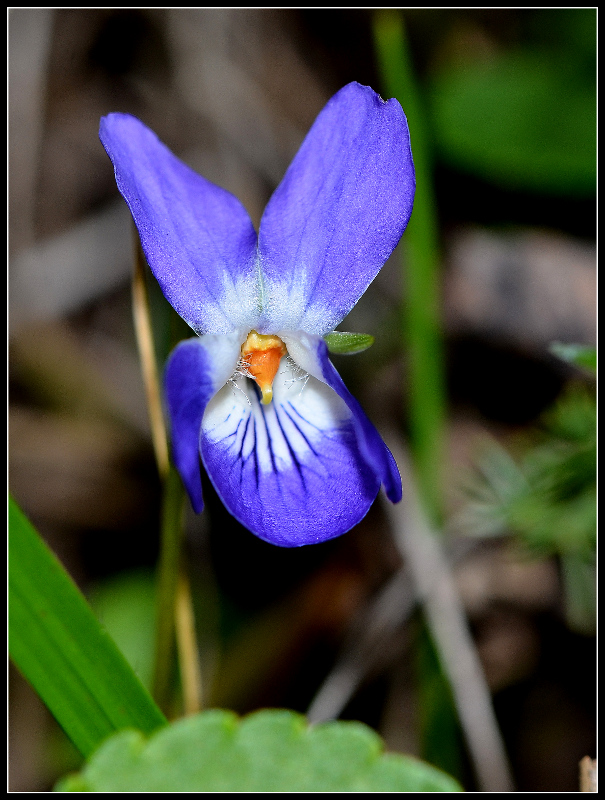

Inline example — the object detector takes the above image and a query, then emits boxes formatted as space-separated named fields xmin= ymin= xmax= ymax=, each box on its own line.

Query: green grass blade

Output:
xmin=373 ymin=10 xmax=447 ymax=524
xmin=9 ymin=496 xmax=167 ymax=757
xmin=373 ymin=12 xmax=463 ymax=782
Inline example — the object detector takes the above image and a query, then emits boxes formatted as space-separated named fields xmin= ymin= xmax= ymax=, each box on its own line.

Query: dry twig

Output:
xmin=381 ymin=433 xmax=514 ymax=792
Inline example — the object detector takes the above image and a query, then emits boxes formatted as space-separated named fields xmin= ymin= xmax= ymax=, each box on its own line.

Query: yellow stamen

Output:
xmin=241 ymin=331 xmax=287 ymax=404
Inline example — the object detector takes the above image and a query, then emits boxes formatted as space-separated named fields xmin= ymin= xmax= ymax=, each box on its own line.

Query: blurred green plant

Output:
xmin=373 ymin=8 xmax=464 ymax=784
xmin=464 ymin=386 xmax=595 ymax=554
xmin=461 ymin=346 xmax=596 ymax=632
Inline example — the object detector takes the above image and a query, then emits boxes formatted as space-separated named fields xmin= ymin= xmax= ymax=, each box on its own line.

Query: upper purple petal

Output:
xmin=99 ymin=114 xmax=259 ymax=335
xmin=257 ymin=82 xmax=415 ymax=335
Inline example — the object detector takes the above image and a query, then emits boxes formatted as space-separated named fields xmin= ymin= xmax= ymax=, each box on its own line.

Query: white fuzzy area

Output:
xmin=195 ymin=332 xmax=244 ymax=394
xmin=194 ymin=256 xmax=339 ymax=338
xmin=194 ymin=269 xmax=262 ymax=335
xmin=279 ymin=333 xmax=325 ymax=383
xmin=259 ymin=272 xmax=335 ymax=336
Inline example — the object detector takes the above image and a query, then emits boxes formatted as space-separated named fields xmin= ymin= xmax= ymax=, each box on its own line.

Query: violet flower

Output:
xmin=100 ymin=82 xmax=415 ymax=547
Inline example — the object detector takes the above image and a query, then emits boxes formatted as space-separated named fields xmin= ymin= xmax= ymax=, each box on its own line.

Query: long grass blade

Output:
xmin=9 ymin=496 xmax=166 ymax=757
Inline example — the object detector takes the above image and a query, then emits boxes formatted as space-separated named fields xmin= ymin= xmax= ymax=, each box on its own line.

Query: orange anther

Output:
xmin=241 ymin=331 xmax=287 ymax=404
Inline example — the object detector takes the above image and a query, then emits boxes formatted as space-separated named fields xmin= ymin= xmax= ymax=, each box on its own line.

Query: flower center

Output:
xmin=241 ymin=330 xmax=287 ymax=405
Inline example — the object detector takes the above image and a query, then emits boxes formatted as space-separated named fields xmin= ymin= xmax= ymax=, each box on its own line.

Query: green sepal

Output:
xmin=324 ymin=331 xmax=375 ymax=355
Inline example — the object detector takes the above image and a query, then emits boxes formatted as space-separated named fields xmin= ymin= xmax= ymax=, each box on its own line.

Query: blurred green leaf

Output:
xmin=9 ymin=497 xmax=166 ymax=757
xmin=324 ymin=331 xmax=375 ymax=355
xmin=525 ymin=9 xmax=596 ymax=62
xmin=549 ymin=342 xmax=596 ymax=373
xmin=55 ymin=709 xmax=463 ymax=792
xmin=429 ymin=48 xmax=596 ymax=196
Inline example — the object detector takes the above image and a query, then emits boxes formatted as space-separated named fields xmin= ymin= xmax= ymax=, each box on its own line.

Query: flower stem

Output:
xmin=176 ymin=567 xmax=203 ymax=714
xmin=153 ymin=463 xmax=184 ymax=712
xmin=381 ymin=434 xmax=514 ymax=792
xmin=131 ymin=226 xmax=198 ymax=715
xmin=132 ymin=230 xmax=170 ymax=481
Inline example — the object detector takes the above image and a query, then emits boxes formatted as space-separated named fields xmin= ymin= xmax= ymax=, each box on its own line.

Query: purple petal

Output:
xmin=283 ymin=333 xmax=402 ymax=503
xmin=100 ymin=114 xmax=259 ymax=335
xmin=165 ymin=335 xmax=241 ymax=512
xmin=200 ymin=360 xmax=381 ymax=547
xmin=257 ymin=82 xmax=415 ymax=335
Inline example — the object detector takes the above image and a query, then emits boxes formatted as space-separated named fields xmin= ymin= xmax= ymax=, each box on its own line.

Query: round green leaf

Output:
xmin=55 ymin=709 xmax=462 ymax=792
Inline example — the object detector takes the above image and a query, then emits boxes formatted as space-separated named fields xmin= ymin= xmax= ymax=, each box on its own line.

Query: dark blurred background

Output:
xmin=9 ymin=9 xmax=595 ymax=792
